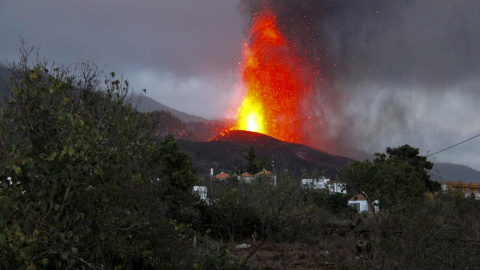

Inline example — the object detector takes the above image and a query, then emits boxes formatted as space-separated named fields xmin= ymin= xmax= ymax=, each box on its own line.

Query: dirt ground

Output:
xmin=229 ymin=237 xmax=363 ymax=270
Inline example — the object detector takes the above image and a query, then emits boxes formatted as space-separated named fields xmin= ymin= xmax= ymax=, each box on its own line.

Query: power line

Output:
xmin=427 ymin=133 xmax=480 ymax=157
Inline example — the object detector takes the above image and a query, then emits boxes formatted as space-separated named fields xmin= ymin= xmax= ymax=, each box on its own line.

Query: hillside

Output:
xmin=0 ymin=64 xmax=207 ymax=124
xmin=431 ymin=162 xmax=480 ymax=183
xmin=131 ymin=94 xmax=208 ymax=123
xmin=0 ymin=64 xmax=8 ymax=78
xmin=178 ymin=129 xmax=480 ymax=183
xmin=178 ymin=130 xmax=352 ymax=179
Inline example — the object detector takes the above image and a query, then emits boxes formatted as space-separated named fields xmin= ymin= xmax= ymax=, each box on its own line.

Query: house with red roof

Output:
xmin=215 ymin=172 xmax=230 ymax=180
xmin=348 ymin=194 xmax=379 ymax=213
xmin=255 ymin=169 xmax=277 ymax=186
xmin=255 ymin=168 xmax=274 ymax=176
xmin=238 ymin=172 xmax=255 ymax=183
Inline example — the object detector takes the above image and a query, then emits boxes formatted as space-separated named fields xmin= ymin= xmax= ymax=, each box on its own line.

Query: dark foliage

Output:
xmin=0 ymin=47 xmax=197 ymax=269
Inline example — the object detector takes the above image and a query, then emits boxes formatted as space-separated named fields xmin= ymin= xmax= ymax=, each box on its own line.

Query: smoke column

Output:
xmin=237 ymin=0 xmax=480 ymax=161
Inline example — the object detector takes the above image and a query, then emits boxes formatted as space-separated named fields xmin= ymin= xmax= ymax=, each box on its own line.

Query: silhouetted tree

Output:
xmin=245 ymin=146 xmax=272 ymax=174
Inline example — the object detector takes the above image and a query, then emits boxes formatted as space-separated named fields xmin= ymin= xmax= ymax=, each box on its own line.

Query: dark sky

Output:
xmin=1 ymin=0 xmax=480 ymax=170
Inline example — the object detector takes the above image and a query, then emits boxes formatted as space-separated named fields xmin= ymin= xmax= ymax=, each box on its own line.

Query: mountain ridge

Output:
xmin=131 ymin=94 xmax=209 ymax=123
xmin=178 ymin=130 xmax=353 ymax=179
xmin=431 ymin=162 xmax=480 ymax=183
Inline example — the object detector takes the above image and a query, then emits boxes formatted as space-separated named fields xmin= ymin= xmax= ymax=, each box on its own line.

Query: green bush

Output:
xmin=0 ymin=47 xmax=197 ymax=269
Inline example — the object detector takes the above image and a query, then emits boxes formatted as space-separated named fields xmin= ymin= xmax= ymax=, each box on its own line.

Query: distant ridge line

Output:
xmin=131 ymin=94 xmax=209 ymax=123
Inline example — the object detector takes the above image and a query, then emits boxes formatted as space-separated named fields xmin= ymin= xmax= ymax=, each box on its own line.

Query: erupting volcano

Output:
xmin=230 ymin=8 xmax=317 ymax=144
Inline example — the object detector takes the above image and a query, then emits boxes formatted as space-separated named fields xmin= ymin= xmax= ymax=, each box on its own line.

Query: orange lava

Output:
xmin=233 ymin=9 xmax=314 ymax=143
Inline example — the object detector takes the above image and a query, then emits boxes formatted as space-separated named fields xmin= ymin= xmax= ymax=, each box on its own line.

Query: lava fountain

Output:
xmin=232 ymin=9 xmax=315 ymax=143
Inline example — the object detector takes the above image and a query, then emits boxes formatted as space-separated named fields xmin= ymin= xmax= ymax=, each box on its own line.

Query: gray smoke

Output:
xmin=239 ymin=0 xmax=480 ymax=89
xmin=239 ymin=0 xmax=480 ymax=168
xmin=329 ymin=0 xmax=480 ymax=87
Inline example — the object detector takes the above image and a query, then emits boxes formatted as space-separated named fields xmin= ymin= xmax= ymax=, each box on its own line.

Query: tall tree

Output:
xmin=246 ymin=146 xmax=258 ymax=174
xmin=245 ymin=146 xmax=272 ymax=174
xmin=158 ymin=134 xmax=197 ymax=218
xmin=340 ymin=145 xmax=438 ymax=219
xmin=385 ymin=144 xmax=440 ymax=192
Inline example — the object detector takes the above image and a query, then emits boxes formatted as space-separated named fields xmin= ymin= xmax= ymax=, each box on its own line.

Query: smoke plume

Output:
xmin=238 ymin=0 xmax=480 ymax=165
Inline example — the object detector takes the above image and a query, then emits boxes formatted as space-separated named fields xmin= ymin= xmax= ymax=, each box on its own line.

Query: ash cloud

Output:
xmin=239 ymin=0 xmax=480 ymax=92
xmin=328 ymin=0 xmax=480 ymax=88
xmin=240 ymin=0 xmax=480 ymax=168
xmin=327 ymin=0 xmax=480 ymax=168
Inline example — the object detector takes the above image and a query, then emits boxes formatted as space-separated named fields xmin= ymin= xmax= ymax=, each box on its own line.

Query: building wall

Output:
xmin=193 ymin=185 xmax=208 ymax=202
xmin=300 ymin=178 xmax=346 ymax=194
xmin=348 ymin=200 xmax=369 ymax=212
xmin=441 ymin=182 xmax=480 ymax=199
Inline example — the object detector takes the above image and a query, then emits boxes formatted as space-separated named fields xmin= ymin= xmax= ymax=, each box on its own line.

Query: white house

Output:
xmin=348 ymin=194 xmax=379 ymax=213
xmin=193 ymin=185 xmax=209 ymax=203
xmin=327 ymin=181 xmax=346 ymax=194
xmin=301 ymin=177 xmax=346 ymax=194
xmin=301 ymin=178 xmax=326 ymax=189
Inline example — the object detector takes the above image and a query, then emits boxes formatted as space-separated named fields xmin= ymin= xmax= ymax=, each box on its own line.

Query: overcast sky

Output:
xmin=1 ymin=0 xmax=479 ymax=171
